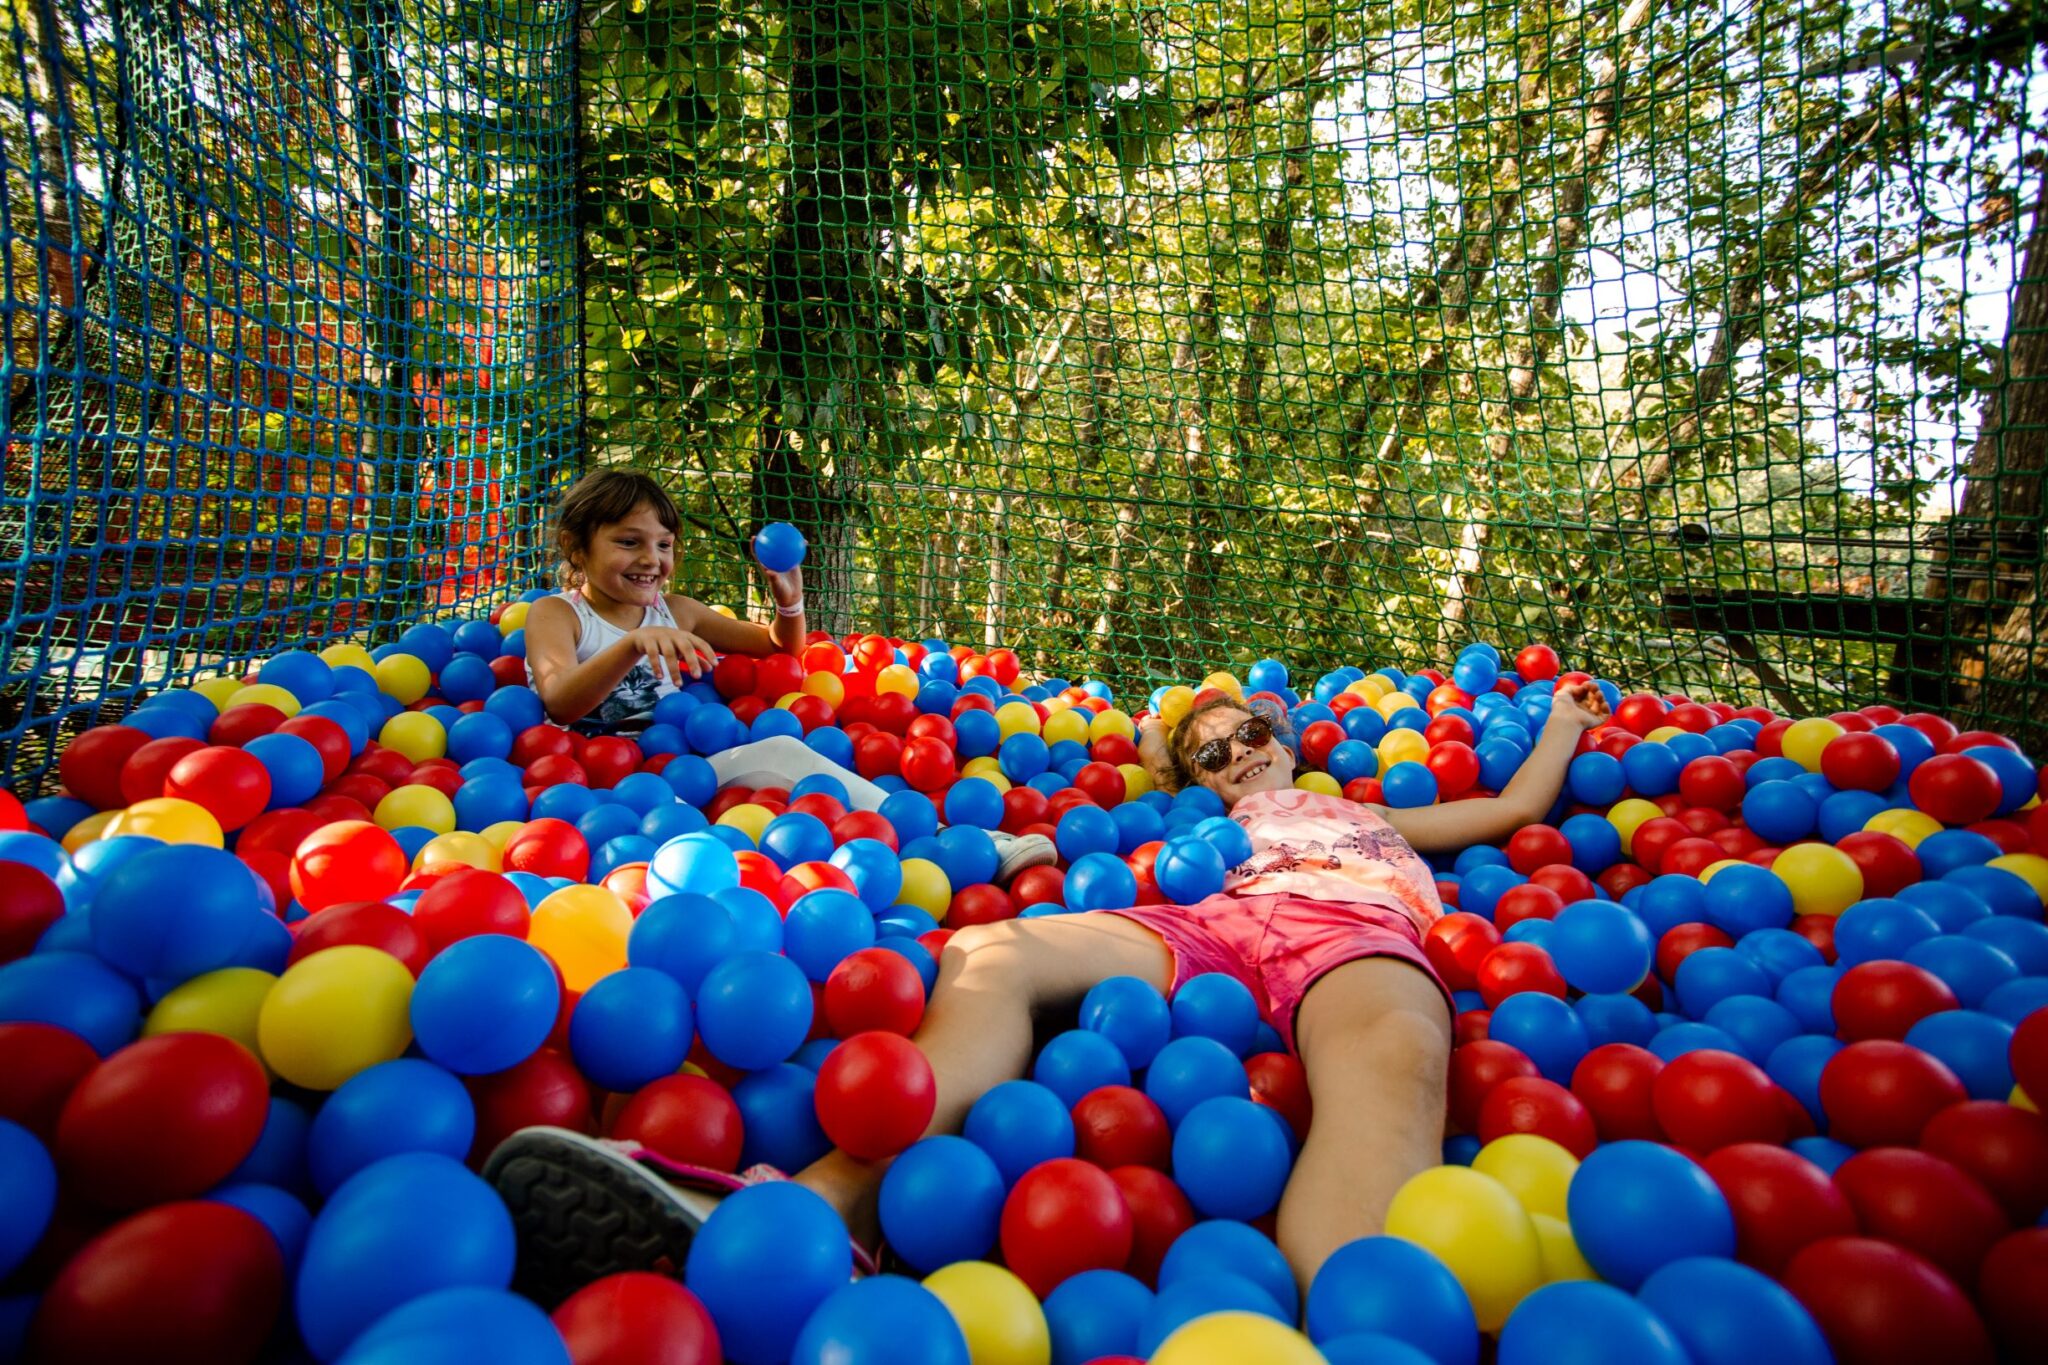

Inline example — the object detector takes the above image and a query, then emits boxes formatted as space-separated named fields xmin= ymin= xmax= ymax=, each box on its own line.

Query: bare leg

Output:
xmin=796 ymin=912 xmax=1173 ymax=1237
xmin=1275 ymin=956 xmax=1453 ymax=1297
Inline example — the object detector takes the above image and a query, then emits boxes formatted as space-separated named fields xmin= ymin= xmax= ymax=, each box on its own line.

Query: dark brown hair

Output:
xmin=553 ymin=468 xmax=682 ymax=588
xmin=1153 ymin=694 xmax=1294 ymax=792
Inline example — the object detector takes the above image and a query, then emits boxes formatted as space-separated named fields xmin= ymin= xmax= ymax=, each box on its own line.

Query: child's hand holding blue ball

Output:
xmin=754 ymin=522 xmax=807 ymax=617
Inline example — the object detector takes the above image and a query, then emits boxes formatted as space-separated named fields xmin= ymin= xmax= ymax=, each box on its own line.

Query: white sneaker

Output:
xmin=991 ymin=831 xmax=1058 ymax=881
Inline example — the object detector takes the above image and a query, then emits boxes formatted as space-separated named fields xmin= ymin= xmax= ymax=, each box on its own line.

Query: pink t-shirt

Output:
xmin=1222 ymin=788 xmax=1444 ymax=933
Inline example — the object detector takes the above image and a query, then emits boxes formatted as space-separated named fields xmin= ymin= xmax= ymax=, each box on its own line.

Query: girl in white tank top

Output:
xmin=538 ymin=589 xmax=683 ymax=732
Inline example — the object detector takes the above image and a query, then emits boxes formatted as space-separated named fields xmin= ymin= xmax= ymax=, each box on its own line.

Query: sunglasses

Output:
xmin=1191 ymin=716 xmax=1274 ymax=773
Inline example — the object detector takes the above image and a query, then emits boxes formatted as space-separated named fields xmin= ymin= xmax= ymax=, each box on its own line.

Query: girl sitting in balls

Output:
xmin=489 ymin=675 xmax=1609 ymax=1303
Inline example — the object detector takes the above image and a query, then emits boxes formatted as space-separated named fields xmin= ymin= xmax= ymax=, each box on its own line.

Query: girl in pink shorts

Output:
xmin=491 ymin=677 xmax=1610 ymax=1304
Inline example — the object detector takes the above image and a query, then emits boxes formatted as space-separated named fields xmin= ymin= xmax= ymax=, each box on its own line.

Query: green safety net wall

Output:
xmin=4 ymin=0 xmax=2046 ymax=787
xmin=0 ymin=0 xmax=579 ymax=783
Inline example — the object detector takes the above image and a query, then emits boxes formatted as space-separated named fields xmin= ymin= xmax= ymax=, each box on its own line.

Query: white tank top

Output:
xmin=533 ymin=588 xmax=682 ymax=730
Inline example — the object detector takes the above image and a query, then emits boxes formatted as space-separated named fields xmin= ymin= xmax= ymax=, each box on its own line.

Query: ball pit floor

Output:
xmin=3 ymin=614 xmax=2047 ymax=1365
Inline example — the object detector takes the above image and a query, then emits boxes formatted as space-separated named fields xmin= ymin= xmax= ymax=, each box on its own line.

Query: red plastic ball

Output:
xmin=1505 ymin=825 xmax=1572 ymax=873
xmin=1475 ymin=942 xmax=1567 ymax=1007
xmin=1833 ymin=1147 xmax=2010 ymax=1286
xmin=824 ymin=947 xmax=926 ymax=1037
xmin=60 ymin=725 xmax=154 ymax=810
xmin=1423 ymin=742 xmax=1480 ymax=799
xmin=1978 ymin=1228 xmax=2048 ymax=1361
xmin=55 ymin=1033 xmax=268 ymax=1210
xmin=1615 ymin=694 xmax=1669 ymax=736
xmin=1297 ymin=720 xmax=1343 ymax=771
xmin=1909 ymin=753 xmax=2003 ymax=826
xmin=0 ymin=1020 xmax=101 ymax=1142
xmin=853 ymin=732 xmax=905 ymax=781
xmin=1652 ymin=1049 xmax=1790 ymax=1152
xmin=1629 ymin=817 xmax=1690 ymax=874
xmin=1529 ymin=864 xmax=1596 ymax=904
xmin=1836 ymin=831 xmax=1922 ymax=899
xmin=1678 ymin=756 xmax=1745 ymax=812
xmin=117 ymin=735 xmax=206 ymax=806
xmin=999 ymin=786 xmax=1051 ymax=834
xmin=466 ymin=1048 xmax=594 ymax=1161
xmin=610 ymin=1073 xmax=744 ymax=1173
xmin=28 ymin=1201 xmax=284 ymax=1365
xmin=1073 ymin=1085 xmax=1172 ymax=1171
xmin=288 ymin=819 xmax=407 ymax=911
xmin=1108 ymin=1164 xmax=1195 ymax=1286
xmin=1245 ymin=1051 xmax=1312 ymax=1144
xmin=503 ymin=817 xmax=592 ymax=881
xmin=1493 ymin=883 xmax=1565 ymax=932
xmin=1833 ymin=960 xmax=1959 ymax=1042
xmin=1655 ymin=923 xmax=1735 ymax=985
xmin=947 ymin=884 xmax=1017 ymax=928
xmin=1514 ymin=644 xmax=1560 ymax=682
xmin=2010 ymin=1008 xmax=2048 ymax=1106
xmin=1000 ymin=1157 xmax=1135 ymax=1299
xmin=814 ymin=1031 xmax=936 ymax=1160
xmin=1074 ymin=762 xmax=1128 ymax=810
xmin=1660 ymin=836 xmax=1726 ymax=878
xmin=1425 ymin=913 xmax=1502 ymax=992
xmin=1918 ymin=1100 xmax=2048 ymax=1224
xmin=411 ymin=868 xmax=531 ymax=953
xmin=1822 ymin=733 xmax=1902 ymax=792
xmin=288 ymin=900 xmax=432 ymax=976
xmin=551 ymin=1271 xmax=721 ymax=1365
xmin=1821 ymin=1039 xmax=1969 ymax=1149
xmin=162 ymin=745 xmax=273 ymax=831
xmin=898 ymin=737 xmax=955 ymax=793
xmin=1571 ymin=1043 xmax=1664 ymax=1143
xmin=0 ymin=861 xmax=64 ymax=964
xmin=1703 ymin=1142 xmax=1859 ymax=1276
xmin=209 ymin=703 xmax=287 ymax=748
xmin=1448 ymin=1039 xmax=1540 ymax=1132
xmin=1785 ymin=1236 xmax=1992 ymax=1365
xmin=1477 ymin=1076 xmax=1596 ymax=1157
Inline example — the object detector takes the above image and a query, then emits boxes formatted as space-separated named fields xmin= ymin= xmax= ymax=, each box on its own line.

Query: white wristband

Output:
xmin=775 ymin=598 xmax=806 ymax=618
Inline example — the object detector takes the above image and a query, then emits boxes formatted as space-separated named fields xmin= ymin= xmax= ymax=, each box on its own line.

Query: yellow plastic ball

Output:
xmin=1151 ymin=1312 xmax=1325 ymax=1365
xmin=375 ymin=784 xmax=457 ymax=835
xmin=415 ymin=830 xmax=500 ymax=874
xmin=257 ymin=946 xmax=414 ymax=1090
xmin=1295 ymin=771 xmax=1342 ymax=797
xmin=1645 ymin=725 xmax=1686 ymax=744
xmin=1772 ymin=843 xmax=1865 ymax=917
xmin=1531 ymin=1212 xmax=1596 ymax=1283
xmin=1471 ymin=1134 xmax=1578 ymax=1221
xmin=897 ymin=858 xmax=953 ymax=919
xmin=60 ymin=811 xmax=119 ymax=853
xmin=802 ymin=671 xmax=846 ymax=709
xmin=1379 ymin=729 xmax=1430 ymax=768
xmin=1158 ymin=686 xmax=1197 ymax=730
xmin=1041 ymin=710 xmax=1090 ymax=747
xmin=716 ymin=802 xmax=775 ymax=844
xmin=775 ymin=692 xmax=804 ymax=711
xmin=1345 ymin=677 xmax=1383 ymax=699
xmin=1376 ymin=691 xmax=1421 ymax=719
xmin=995 ymin=703 xmax=1041 ymax=741
xmin=530 ymin=885 xmax=634 ymax=993
xmin=1700 ymin=859 xmax=1746 ymax=882
xmin=1606 ymin=797 xmax=1664 ymax=855
xmin=960 ymin=758 xmax=1013 ymax=792
xmin=711 ymin=604 xmax=737 ymax=620
xmin=1988 ymin=854 xmax=2048 ymax=906
xmin=105 ymin=797 xmax=224 ymax=848
xmin=2014 ymin=1083 xmax=2038 ymax=1114
xmin=1089 ymin=709 xmax=1136 ymax=744
xmin=145 ymin=966 xmax=277 ymax=1061
xmin=1384 ymin=1165 xmax=1544 ymax=1332
xmin=379 ymin=711 xmax=448 ymax=764
xmin=877 ymin=664 xmax=919 ymax=698
xmin=1199 ymin=673 xmax=1245 ymax=702
xmin=479 ymin=820 xmax=527 ymax=852
xmin=1118 ymin=763 xmax=1153 ymax=801
xmin=320 ymin=642 xmax=377 ymax=672
xmin=374 ymin=653 xmax=432 ymax=705
xmin=922 ymin=1262 xmax=1050 ymax=1365
xmin=227 ymin=682 xmax=303 ymax=717
xmin=1864 ymin=807 xmax=1943 ymax=848
xmin=1781 ymin=717 xmax=1846 ymax=773
xmin=497 ymin=601 xmax=530 ymax=634
xmin=193 ymin=675 xmax=247 ymax=711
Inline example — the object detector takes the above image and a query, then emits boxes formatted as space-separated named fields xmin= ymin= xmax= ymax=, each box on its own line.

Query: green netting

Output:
xmin=0 ymin=0 xmax=579 ymax=783
xmin=4 ymin=0 xmax=2046 ymax=790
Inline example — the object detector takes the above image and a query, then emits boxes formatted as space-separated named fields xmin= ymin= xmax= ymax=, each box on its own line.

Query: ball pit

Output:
xmin=4 ymin=621 xmax=2047 ymax=1362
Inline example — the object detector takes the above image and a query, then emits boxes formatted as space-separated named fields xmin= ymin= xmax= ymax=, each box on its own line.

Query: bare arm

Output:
xmin=524 ymin=595 xmax=719 ymax=726
xmin=670 ymin=563 xmax=806 ymax=659
xmin=1372 ymin=682 xmax=1611 ymax=853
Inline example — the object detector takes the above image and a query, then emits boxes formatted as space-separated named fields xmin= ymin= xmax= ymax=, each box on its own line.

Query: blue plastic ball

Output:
xmin=1172 ymin=1096 xmax=1291 ymax=1220
xmin=1735 ymin=927 xmax=1825 ymax=987
xmin=0 ymin=951 xmax=142 ymax=1055
xmin=1622 ymin=742 xmax=1683 ymax=796
xmin=1965 ymin=916 xmax=2048 ymax=974
xmin=90 ymin=844 xmax=266 ymax=985
xmin=1135 ymin=1275 xmax=1288 ymax=1356
xmin=1079 ymin=975 xmax=1172 ymax=1068
xmin=1702 ymin=995 xmax=1800 ymax=1063
xmin=784 ymin=889 xmax=877 ymax=982
xmin=962 ymin=1080 xmax=1075 ymax=1185
xmin=1031 ymin=1029 xmax=1132 ymax=1109
xmin=1568 ymin=752 xmax=1626 ymax=805
xmin=1566 ymin=1140 xmax=1735 ymax=1288
xmin=1946 ymin=864 xmax=2041 ymax=919
xmin=1151 ymin=839 xmax=1226 ymax=906
xmin=1906 ymin=934 xmax=2020 ymax=1008
xmin=0 ymin=1119 xmax=55 ymax=1280
xmin=1489 ymin=992 xmax=1590 ymax=1081
xmin=1158 ymin=1218 xmax=1300 ymax=1323
xmin=1169 ymin=971 xmax=1261 ymax=1056
xmin=1741 ymin=782 xmax=1818 ymax=844
xmin=732 ymin=1064 xmax=832 ymax=1173
xmin=1044 ymin=1269 xmax=1151 ymax=1365
xmin=230 ymin=1096 xmax=312 ymax=1192
xmin=789 ymin=1274 xmax=969 ymax=1365
xmin=1575 ymin=992 xmax=1658 ymax=1049
xmin=697 ymin=951 xmax=813 ymax=1070
xmin=308 ymin=1059 xmax=476 ymax=1197
xmin=753 ymin=522 xmax=808 ymax=573
xmin=1649 ymin=1021 xmax=1748 ymax=1062
xmin=1775 ymin=964 xmax=1842 ymax=1035
xmin=1982 ymin=976 xmax=2048 ymax=1024
xmin=569 ymin=967 xmax=693 ymax=1092
xmin=1636 ymin=874 xmax=1709 ymax=938
xmin=1903 ymin=1008 xmax=2014 ymax=1099
xmin=933 ymin=825 xmax=1000 ymax=889
xmin=1558 ymin=812 xmax=1623 ymax=874
xmin=649 ymin=831 xmax=741 ymax=898
xmin=1765 ymin=1034 xmax=1842 ymax=1124
xmin=1701 ymin=864 xmax=1795 ymax=938
xmin=1144 ymin=1034 xmax=1247 ymax=1126
xmin=1381 ymin=761 xmax=1438 ymax=808
xmin=1497 ymin=1281 xmax=1690 ymax=1365
xmin=1674 ymin=947 xmax=1772 ymax=1019
xmin=878 ymin=1135 xmax=1007 ymax=1271
xmin=1637 ymin=1256 xmax=1833 ymax=1365
xmin=244 ymin=732 xmax=325 ymax=808
xmin=685 ymin=1182 xmax=848 ymax=1365
xmin=410 ymin=935 xmax=559 ymax=1075
xmin=1548 ymin=899 xmax=1653 ymax=995
xmin=1063 ymin=851 xmax=1138 ymax=913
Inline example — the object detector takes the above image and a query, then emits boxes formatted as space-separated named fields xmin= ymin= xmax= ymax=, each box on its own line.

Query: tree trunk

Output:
xmin=1890 ymin=171 xmax=2048 ymax=741
xmin=1436 ymin=0 xmax=1660 ymax=650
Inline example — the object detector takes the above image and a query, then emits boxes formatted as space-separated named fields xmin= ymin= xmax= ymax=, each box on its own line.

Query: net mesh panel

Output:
xmin=4 ymin=0 xmax=2046 ymax=790
xmin=0 ymin=0 xmax=578 ymax=784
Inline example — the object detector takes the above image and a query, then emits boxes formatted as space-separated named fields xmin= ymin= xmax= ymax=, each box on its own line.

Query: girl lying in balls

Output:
xmin=487 ymin=676 xmax=1610 ymax=1303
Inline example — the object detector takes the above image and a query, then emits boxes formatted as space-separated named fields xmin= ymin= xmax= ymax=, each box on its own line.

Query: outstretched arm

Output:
xmin=1371 ymin=681 xmax=1610 ymax=853
xmin=670 ymin=561 xmax=807 ymax=659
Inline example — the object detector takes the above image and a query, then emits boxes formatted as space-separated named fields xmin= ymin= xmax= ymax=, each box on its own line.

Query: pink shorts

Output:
xmin=1099 ymin=894 xmax=1452 ymax=1055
